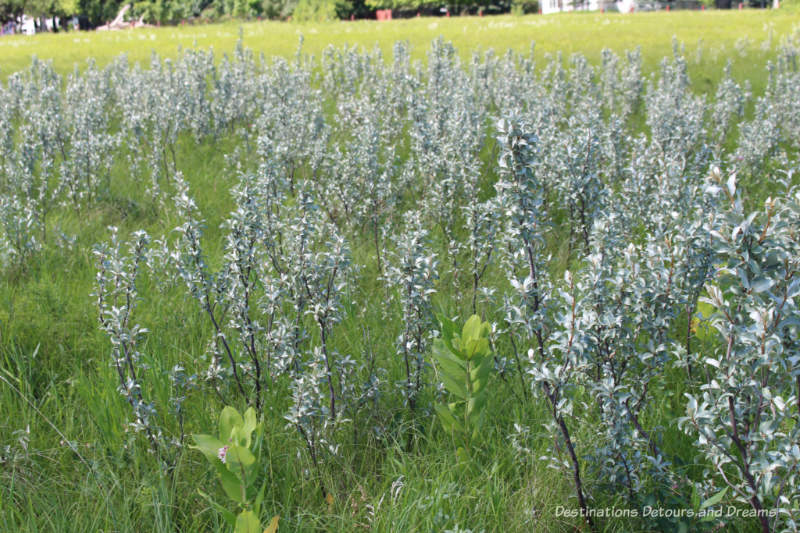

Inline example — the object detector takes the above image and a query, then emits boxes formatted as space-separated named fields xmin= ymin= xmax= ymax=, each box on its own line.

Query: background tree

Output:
xmin=76 ymin=0 xmax=124 ymax=26
xmin=0 ymin=0 xmax=26 ymax=23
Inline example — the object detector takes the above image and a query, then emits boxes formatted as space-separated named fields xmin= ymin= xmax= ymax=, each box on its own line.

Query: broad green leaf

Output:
xmin=435 ymin=403 xmax=462 ymax=434
xmin=220 ymin=406 xmax=244 ymax=442
xmin=213 ymin=459 xmax=246 ymax=504
xmin=470 ymin=353 xmax=493 ymax=390
xmin=436 ymin=314 xmax=458 ymax=354
xmin=463 ymin=338 xmax=488 ymax=360
xmin=474 ymin=338 xmax=492 ymax=359
xmin=433 ymin=346 xmax=467 ymax=375
xmin=461 ymin=314 xmax=483 ymax=343
xmin=191 ymin=434 xmax=226 ymax=463
xmin=439 ymin=370 xmax=468 ymax=400
xmin=225 ymin=425 xmax=239 ymax=447
xmin=468 ymin=390 xmax=488 ymax=421
xmin=226 ymin=445 xmax=256 ymax=480
xmin=242 ymin=407 xmax=258 ymax=447
xmin=235 ymin=510 xmax=261 ymax=533
xmin=438 ymin=313 xmax=457 ymax=338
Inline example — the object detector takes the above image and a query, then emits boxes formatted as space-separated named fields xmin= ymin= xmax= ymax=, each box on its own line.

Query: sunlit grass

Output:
xmin=1 ymin=10 xmax=797 ymax=85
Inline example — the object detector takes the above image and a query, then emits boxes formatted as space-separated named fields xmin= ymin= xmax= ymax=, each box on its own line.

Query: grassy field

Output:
xmin=0 ymin=10 xmax=798 ymax=81
xmin=1 ymin=10 xmax=799 ymax=533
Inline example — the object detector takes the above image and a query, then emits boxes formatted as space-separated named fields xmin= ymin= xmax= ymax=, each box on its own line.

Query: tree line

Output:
xmin=1 ymin=0 xmax=519 ymax=28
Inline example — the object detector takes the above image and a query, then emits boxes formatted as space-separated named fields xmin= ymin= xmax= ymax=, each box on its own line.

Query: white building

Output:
xmin=540 ymin=0 xmax=638 ymax=13
xmin=616 ymin=0 xmax=637 ymax=11
xmin=19 ymin=15 xmax=36 ymax=34
xmin=14 ymin=15 xmax=61 ymax=34
xmin=540 ymin=0 xmax=598 ymax=13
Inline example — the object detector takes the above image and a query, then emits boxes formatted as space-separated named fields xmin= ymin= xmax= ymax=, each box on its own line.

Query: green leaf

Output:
xmin=436 ymin=313 xmax=458 ymax=354
xmin=213 ymin=459 xmax=246 ymax=504
xmin=242 ymin=407 xmax=258 ymax=447
xmin=437 ymin=312 xmax=456 ymax=338
xmin=434 ymin=403 xmax=462 ymax=434
xmin=220 ymin=406 xmax=244 ymax=442
xmin=470 ymin=353 xmax=493 ymax=391
xmin=700 ymin=487 xmax=728 ymax=509
xmin=439 ymin=369 xmax=468 ymax=400
xmin=235 ymin=510 xmax=262 ymax=533
xmin=228 ymin=445 xmax=256 ymax=468
xmin=433 ymin=326 xmax=458 ymax=360
xmin=462 ymin=338 xmax=483 ymax=360
xmin=461 ymin=314 xmax=483 ymax=343
xmin=191 ymin=434 xmax=226 ymax=463
xmin=468 ymin=390 xmax=488 ymax=422
xmin=226 ymin=444 xmax=257 ymax=482
xmin=197 ymin=489 xmax=237 ymax=527
xmin=433 ymin=345 xmax=467 ymax=375
xmin=229 ymin=426 xmax=246 ymax=448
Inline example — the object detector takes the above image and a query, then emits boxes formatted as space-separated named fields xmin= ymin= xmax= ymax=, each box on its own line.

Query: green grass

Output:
xmin=1 ymin=11 xmax=797 ymax=533
xmin=0 ymin=10 xmax=798 ymax=84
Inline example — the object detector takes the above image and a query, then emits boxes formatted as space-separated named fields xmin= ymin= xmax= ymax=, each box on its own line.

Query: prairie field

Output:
xmin=1 ymin=10 xmax=800 ymax=533
xmin=0 ymin=10 xmax=796 ymax=77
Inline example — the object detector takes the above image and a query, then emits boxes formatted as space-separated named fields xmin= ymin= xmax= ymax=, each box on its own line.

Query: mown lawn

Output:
xmin=0 ymin=9 xmax=797 ymax=83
